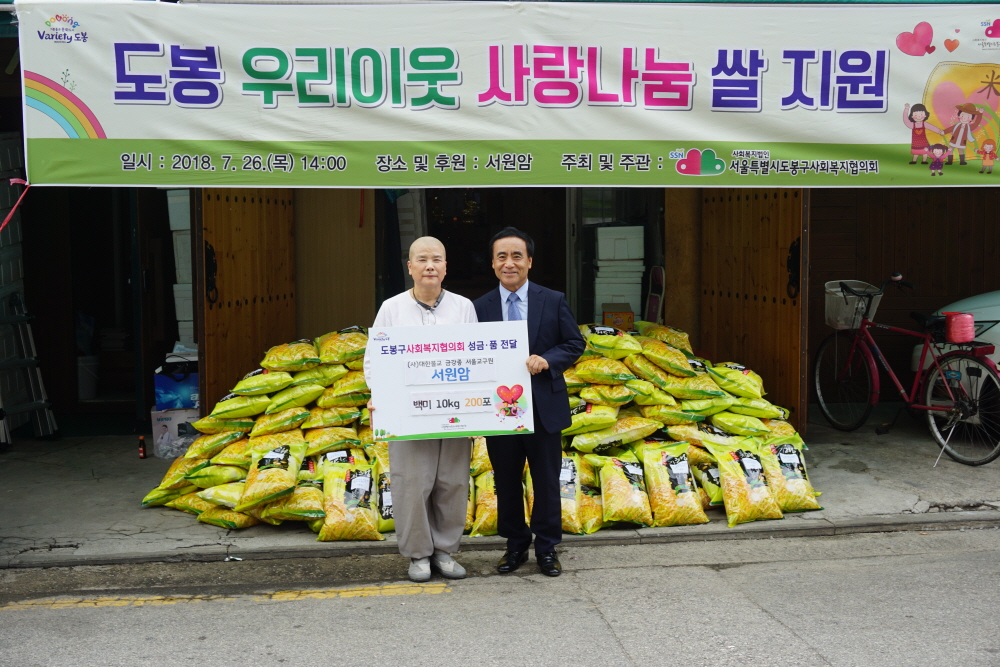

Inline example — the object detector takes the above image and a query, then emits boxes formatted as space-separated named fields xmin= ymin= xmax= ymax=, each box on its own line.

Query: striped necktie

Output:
xmin=507 ymin=292 xmax=522 ymax=321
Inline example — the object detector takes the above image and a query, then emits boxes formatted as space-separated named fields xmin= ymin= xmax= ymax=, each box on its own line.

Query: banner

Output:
xmin=366 ymin=321 xmax=534 ymax=440
xmin=18 ymin=1 xmax=1000 ymax=186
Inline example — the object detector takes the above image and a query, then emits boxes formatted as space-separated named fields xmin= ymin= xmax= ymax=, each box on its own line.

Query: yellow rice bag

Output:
xmin=305 ymin=426 xmax=362 ymax=457
xmin=141 ymin=484 xmax=198 ymax=507
xmin=298 ymin=456 xmax=322 ymax=482
xmin=265 ymin=383 xmax=325 ymax=414
xmin=184 ymin=464 xmax=247 ymax=488
xmin=470 ymin=471 xmax=499 ymax=537
xmin=260 ymin=480 xmax=326 ymax=521
xmin=641 ymin=339 xmax=697 ymax=377
xmin=164 ymin=491 xmax=219 ymax=515
xmin=687 ymin=445 xmax=722 ymax=506
xmin=563 ymin=403 xmax=620 ymax=436
xmin=680 ymin=395 xmax=736 ymax=417
xmin=359 ymin=408 xmax=370 ymax=426
xmin=346 ymin=359 xmax=364 ymax=370
xmin=322 ymin=371 xmax=368 ymax=399
xmin=579 ymin=484 xmax=605 ymax=533
xmin=210 ymin=439 xmax=251 ymax=468
xmin=308 ymin=518 xmax=324 ymax=533
xmin=197 ymin=506 xmax=261 ymax=530
xmin=761 ymin=418 xmax=797 ymax=437
xmin=301 ymin=406 xmax=361 ymax=429
xmin=660 ymin=370 xmax=726 ymax=400
xmin=373 ymin=448 xmax=394 ymax=533
xmin=711 ymin=411 xmax=771 ymax=436
xmin=317 ymin=447 xmax=368 ymax=471
xmin=729 ymin=397 xmax=784 ymax=419
xmin=231 ymin=369 xmax=294 ymax=396
xmin=261 ymin=340 xmax=321 ymax=372
xmin=210 ymin=393 xmax=271 ymax=419
xmin=470 ymin=436 xmax=492 ymax=476
xmin=641 ymin=442 xmax=709 ymax=527
xmin=573 ymin=357 xmax=637 ymax=385
xmin=316 ymin=326 xmax=368 ymax=365
xmin=290 ymin=364 xmax=348 ymax=387
xmin=586 ymin=455 xmax=653 ymax=526
xmin=571 ymin=417 xmax=662 ymax=454
xmin=158 ymin=456 xmax=210 ymax=489
xmin=579 ymin=324 xmax=643 ymax=360
xmin=196 ymin=481 xmax=246 ymax=508
xmin=759 ymin=435 xmax=821 ymax=512
xmin=667 ymin=422 xmax=749 ymax=449
xmin=249 ymin=407 xmax=310 ymax=437
xmin=558 ymin=453 xmax=603 ymax=535
xmin=564 ymin=367 xmax=588 ymax=394
xmin=579 ymin=383 xmax=637 ymax=407
xmin=618 ymin=405 xmax=643 ymax=421
xmin=627 ymin=379 xmax=677 ymax=406
xmin=317 ymin=463 xmax=384 ymax=541
xmin=183 ymin=431 xmax=244 ymax=459
xmin=639 ymin=404 xmax=706 ymax=426
xmin=465 ymin=475 xmax=476 ymax=533
xmin=634 ymin=321 xmax=692 ymax=353
xmin=356 ymin=425 xmax=373 ymax=449
xmin=248 ymin=430 xmax=306 ymax=455
xmin=623 ymin=353 xmax=673 ymax=390
xmin=708 ymin=362 xmax=765 ymax=399
xmin=235 ymin=440 xmax=306 ymax=511
xmin=703 ymin=440 xmax=783 ymax=527
xmin=191 ymin=414 xmax=255 ymax=435
xmin=316 ymin=390 xmax=371 ymax=408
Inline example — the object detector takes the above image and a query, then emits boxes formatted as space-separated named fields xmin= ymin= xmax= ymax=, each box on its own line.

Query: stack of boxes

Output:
xmin=167 ymin=189 xmax=194 ymax=345
xmin=594 ymin=226 xmax=645 ymax=324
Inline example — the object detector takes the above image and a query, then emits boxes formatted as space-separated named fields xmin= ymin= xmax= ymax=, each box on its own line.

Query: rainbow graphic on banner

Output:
xmin=24 ymin=71 xmax=105 ymax=139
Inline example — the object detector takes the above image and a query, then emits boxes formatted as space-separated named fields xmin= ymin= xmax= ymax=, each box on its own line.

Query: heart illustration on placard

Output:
xmin=496 ymin=384 xmax=523 ymax=404
xmin=945 ymin=39 xmax=960 ymax=52
xmin=896 ymin=21 xmax=934 ymax=56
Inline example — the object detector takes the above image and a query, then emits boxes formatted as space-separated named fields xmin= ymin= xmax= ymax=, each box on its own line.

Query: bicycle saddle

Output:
xmin=910 ymin=311 xmax=945 ymax=330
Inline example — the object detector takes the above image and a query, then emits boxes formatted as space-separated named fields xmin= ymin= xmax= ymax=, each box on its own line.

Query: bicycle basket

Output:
xmin=824 ymin=280 xmax=882 ymax=330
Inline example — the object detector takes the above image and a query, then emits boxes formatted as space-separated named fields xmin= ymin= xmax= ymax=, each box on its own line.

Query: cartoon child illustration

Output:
xmin=977 ymin=139 xmax=997 ymax=174
xmin=944 ymin=103 xmax=983 ymax=165
xmin=928 ymin=144 xmax=948 ymax=176
xmin=903 ymin=103 xmax=943 ymax=164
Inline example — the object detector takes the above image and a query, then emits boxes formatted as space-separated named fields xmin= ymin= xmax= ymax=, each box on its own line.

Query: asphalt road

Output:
xmin=2 ymin=528 xmax=999 ymax=667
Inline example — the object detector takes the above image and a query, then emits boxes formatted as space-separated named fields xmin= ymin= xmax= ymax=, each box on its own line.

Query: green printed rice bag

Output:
xmin=261 ymin=340 xmax=321 ymax=372
xmin=290 ymin=364 xmax=349 ymax=387
xmin=563 ymin=403 xmax=619 ymax=436
xmin=317 ymin=447 xmax=368 ymax=472
xmin=210 ymin=439 xmax=251 ymax=468
xmin=249 ymin=407 xmax=310 ymax=437
xmin=235 ymin=440 xmax=307 ymax=511
xmin=196 ymin=481 xmax=246 ymax=508
xmin=728 ymin=396 xmax=784 ymax=419
xmin=703 ymin=439 xmax=783 ymax=527
xmin=687 ymin=444 xmax=722 ymax=507
xmin=265 ymin=383 xmax=325 ymax=414
xmin=359 ymin=408 xmax=370 ymax=426
xmin=568 ymin=395 xmax=585 ymax=410
xmin=470 ymin=471 xmax=498 ymax=537
xmin=158 ymin=456 xmax=210 ymax=488
xmin=141 ymin=484 xmax=198 ymax=507
xmin=319 ymin=370 xmax=368 ymax=400
xmin=304 ymin=426 xmax=362 ymax=457
xmin=298 ymin=456 xmax=322 ymax=482
xmin=260 ymin=480 xmax=326 ymax=522
xmin=346 ymin=359 xmax=364 ymax=370
xmin=641 ymin=339 xmax=697 ymax=377
xmin=659 ymin=369 xmax=726 ymax=400
xmin=316 ymin=326 xmax=368 ymax=365
xmin=708 ymin=362 xmax=765 ymax=399
xmin=230 ymin=369 xmax=293 ymax=396
xmin=579 ymin=383 xmax=637 ymax=407
xmin=711 ymin=411 xmax=771 ymax=436
xmin=470 ymin=436 xmax=492 ymax=476
xmin=248 ymin=430 xmax=307 ymax=458
xmin=184 ymin=464 xmax=247 ymax=489
xmin=308 ymin=518 xmax=324 ymax=533
xmin=317 ymin=463 xmax=384 ymax=541
xmin=316 ymin=390 xmax=371 ymax=408
xmin=639 ymin=403 xmax=706 ymax=426
xmin=164 ymin=492 xmax=219 ymax=515
xmin=465 ymin=475 xmax=476 ymax=533
xmin=301 ymin=406 xmax=361 ymax=429
xmin=585 ymin=455 xmax=653 ymax=526
xmin=667 ymin=422 xmax=750 ymax=449
xmin=191 ymin=414 xmax=255 ymax=435
xmin=759 ymin=435 xmax=822 ymax=512
xmin=197 ymin=506 xmax=261 ymax=530
xmin=634 ymin=321 xmax=692 ymax=353
xmin=570 ymin=417 xmax=661 ymax=454
xmin=574 ymin=357 xmax=637 ymax=385
xmin=184 ymin=431 xmax=245 ymax=459
xmin=579 ymin=324 xmax=643 ymax=360
xmin=210 ymin=393 xmax=271 ymax=419
xmin=627 ymin=379 xmax=677 ymax=406
xmin=558 ymin=453 xmax=605 ymax=535
xmin=564 ymin=367 xmax=588 ymax=394
xmin=761 ymin=418 xmax=797 ymax=437
xmin=623 ymin=353 xmax=672 ymax=390
xmin=373 ymin=447 xmax=394 ymax=533
xmin=642 ymin=441 xmax=710 ymax=527
xmin=680 ymin=395 xmax=736 ymax=417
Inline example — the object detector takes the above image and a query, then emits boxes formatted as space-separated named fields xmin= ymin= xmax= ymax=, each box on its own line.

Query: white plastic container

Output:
xmin=173 ymin=283 xmax=193 ymax=321
xmin=167 ymin=189 xmax=190 ymax=231
xmin=596 ymin=226 xmax=644 ymax=260
xmin=78 ymin=355 xmax=99 ymax=400
xmin=177 ymin=320 xmax=195 ymax=345
xmin=172 ymin=230 xmax=191 ymax=284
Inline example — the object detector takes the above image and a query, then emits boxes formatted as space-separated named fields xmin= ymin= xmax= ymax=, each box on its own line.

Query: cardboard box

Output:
xmin=150 ymin=406 xmax=200 ymax=440
xmin=602 ymin=303 xmax=634 ymax=329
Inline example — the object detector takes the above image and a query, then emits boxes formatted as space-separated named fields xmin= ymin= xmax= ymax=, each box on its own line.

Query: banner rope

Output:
xmin=1 ymin=179 xmax=30 ymax=235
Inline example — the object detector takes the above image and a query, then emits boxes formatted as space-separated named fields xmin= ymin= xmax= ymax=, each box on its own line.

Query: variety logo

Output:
xmin=37 ymin=13 xmax=87 ymax=44
xmin=372 ymin=332 xmax=390 ymax=342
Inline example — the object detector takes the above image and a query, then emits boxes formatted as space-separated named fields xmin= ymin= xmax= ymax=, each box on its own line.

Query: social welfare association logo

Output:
xmin=448 ymin=417 xmax=460 ymax=424
xmin=372 ymin=331 xmax=390 ymax=342
xmin=37 ymin=13 xmax=87 ymax=44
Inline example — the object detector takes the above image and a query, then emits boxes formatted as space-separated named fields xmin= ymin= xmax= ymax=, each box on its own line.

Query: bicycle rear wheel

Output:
xmin=924 ymin=354 xmax=1000 ymax=466
xmin=814 ymin=330 xmax=874 ymax=431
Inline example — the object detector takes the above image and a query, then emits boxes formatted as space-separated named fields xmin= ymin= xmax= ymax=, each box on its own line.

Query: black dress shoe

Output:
xmin=497 ymin=550 xmax=528 ymax=573
xmin=536 ymin=552 xmax=562 ymax=577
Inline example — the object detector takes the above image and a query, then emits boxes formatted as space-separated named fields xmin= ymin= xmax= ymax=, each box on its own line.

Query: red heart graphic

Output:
xmin=496 ymin=385 xmax=513 ymax=403
xmin=945 ymin=39 xmax=959 ymax=52
xmin=926 ymin=45 xmax=936 ymax=53
xmin=897 ymin=21 xmax=934 ymax=56
xmin=508 ymin=384 xmax=523 ymax=402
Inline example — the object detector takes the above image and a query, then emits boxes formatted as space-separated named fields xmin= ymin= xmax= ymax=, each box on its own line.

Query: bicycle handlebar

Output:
xmin=839 ymin=273 xmax=915 ymax=300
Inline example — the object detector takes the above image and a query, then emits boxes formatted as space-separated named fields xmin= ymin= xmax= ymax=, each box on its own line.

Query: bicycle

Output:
xmin=814 ymin=274 xmax=1000 ymax=466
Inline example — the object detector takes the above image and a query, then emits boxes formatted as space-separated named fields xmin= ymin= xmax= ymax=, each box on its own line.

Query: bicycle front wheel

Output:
xmin=924 ymin=354 xmax=1000 ymax=466
xmin=814 ymin=330 xmax=874 ymax=431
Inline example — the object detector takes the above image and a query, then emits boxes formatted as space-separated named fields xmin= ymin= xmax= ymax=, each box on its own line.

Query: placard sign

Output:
xmin=367 ymin=321 xmax=534 ymax=440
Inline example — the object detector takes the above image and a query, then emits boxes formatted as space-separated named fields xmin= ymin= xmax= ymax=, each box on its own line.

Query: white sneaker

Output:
xmin=408 ymin=557 xmax=431 ymax=582
xmin=430 ymin=553 xmax=467 ymax=579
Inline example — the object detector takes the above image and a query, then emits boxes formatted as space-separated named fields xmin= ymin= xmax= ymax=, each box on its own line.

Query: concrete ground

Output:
xmin=2 ymin=405 xmax=999 ymax=569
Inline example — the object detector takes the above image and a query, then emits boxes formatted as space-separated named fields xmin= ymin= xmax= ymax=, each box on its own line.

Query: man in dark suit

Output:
xmin=473 ymin=226 xmax=585 ymax=577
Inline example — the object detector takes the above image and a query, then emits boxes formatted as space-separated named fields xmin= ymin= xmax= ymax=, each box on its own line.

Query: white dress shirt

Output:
xmin=500 ymin=280 xmax=530 ymax=321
